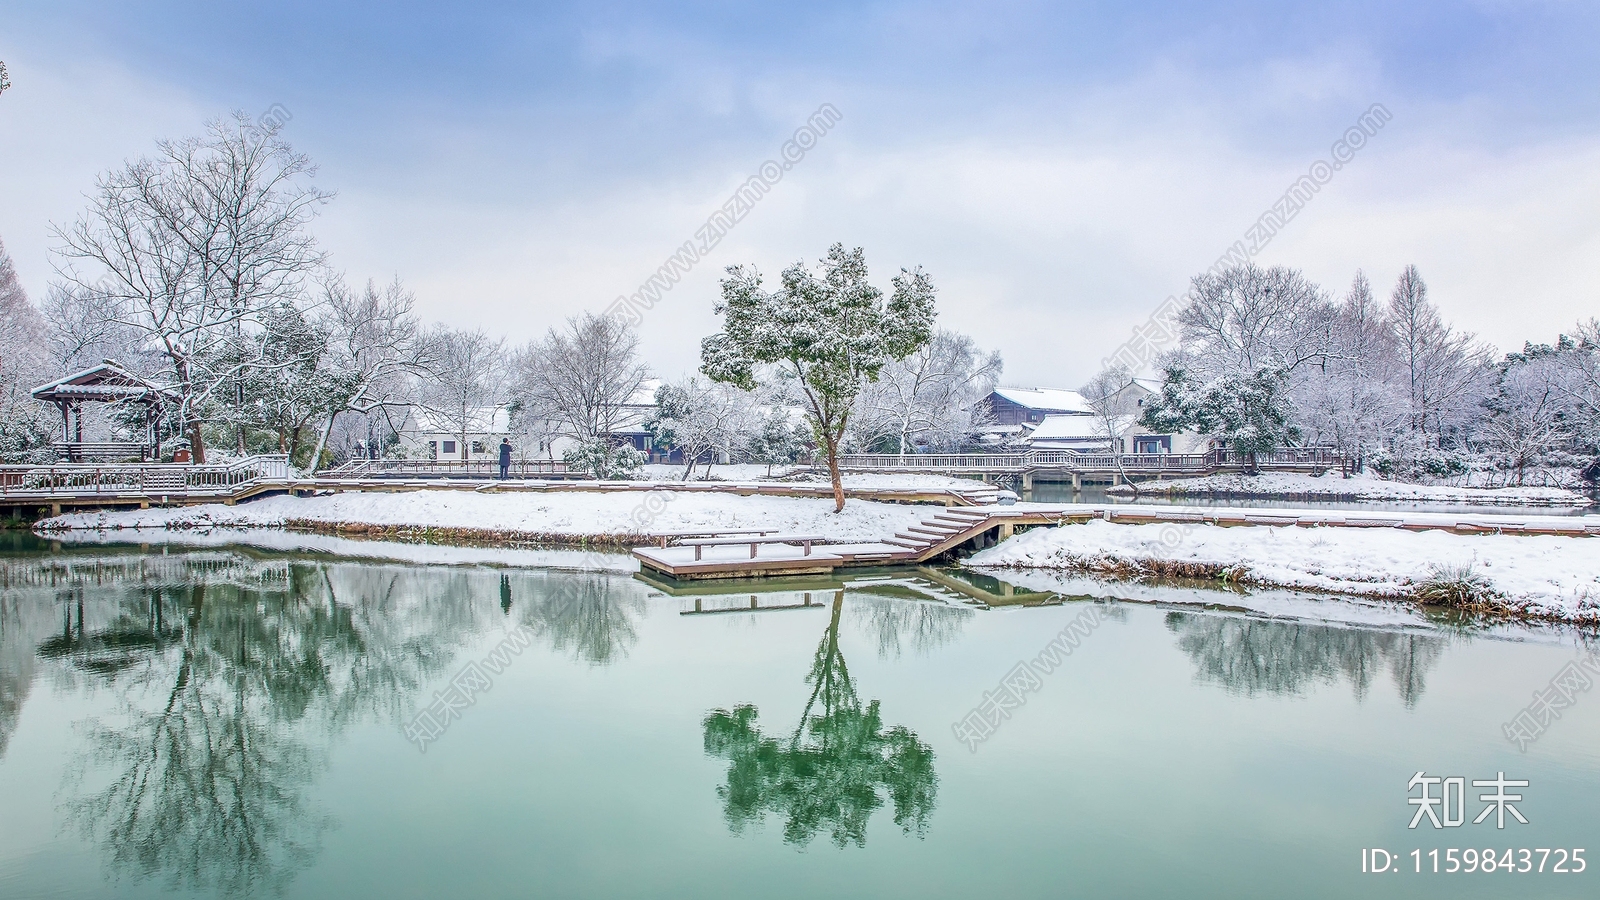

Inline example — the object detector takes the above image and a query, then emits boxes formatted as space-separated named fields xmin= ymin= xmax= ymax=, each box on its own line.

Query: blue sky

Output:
xmin=2 ymin=1 xmax=1597 ymax=385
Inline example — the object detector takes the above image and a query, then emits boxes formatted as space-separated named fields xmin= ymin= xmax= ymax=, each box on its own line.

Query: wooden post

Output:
xmin=999 ymin=522 xmax=1014 ymax=540
xmin=1071 ymin=472 xmax=1081 ymax=490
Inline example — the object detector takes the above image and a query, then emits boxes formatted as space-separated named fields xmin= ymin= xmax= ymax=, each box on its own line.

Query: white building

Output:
xmin=396 ymin=407 xmax=510 ymax=461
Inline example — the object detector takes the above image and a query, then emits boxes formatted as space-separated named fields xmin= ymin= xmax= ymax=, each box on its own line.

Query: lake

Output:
xmin=1 ymin=534 xmax=1596 ymax=899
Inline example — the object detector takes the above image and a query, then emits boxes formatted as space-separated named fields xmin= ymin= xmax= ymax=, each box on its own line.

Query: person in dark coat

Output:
xmin=498 ymin=438 xmax=512 ymax=479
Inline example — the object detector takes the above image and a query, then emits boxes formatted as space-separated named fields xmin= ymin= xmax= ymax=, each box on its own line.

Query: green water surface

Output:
xmin=0 ymin=537 xmax=1595 ymax=899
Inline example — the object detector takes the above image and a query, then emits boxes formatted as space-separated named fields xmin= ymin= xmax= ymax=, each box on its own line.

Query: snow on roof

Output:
xmin=31 ymin=361 xmax=176 ymax=402
xmin=407 ymin=406 xmax=510 ymax=434
xmin=1027 ymin=413 xmax=1134 ymax=441
xmin=1132 ymin=378 xmax=1163 ymax=392
xmin=990 ymin=387 xmax=1092 ymax=413
xmin=626 ymin=379 xmax=662 ymax=407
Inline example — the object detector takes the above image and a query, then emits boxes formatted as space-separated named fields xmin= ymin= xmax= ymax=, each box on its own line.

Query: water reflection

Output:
xmin=703 ymin=591 xmax=938 ymax=848
xmin=1165 ymin=611 xmax=1446 ymax=705
xmin=0 ymin=545 xmax=647 ymax=895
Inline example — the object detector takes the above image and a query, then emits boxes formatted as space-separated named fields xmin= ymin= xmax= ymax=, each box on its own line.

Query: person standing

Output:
xmin=498 ymin=437 xmax=512 ymax=480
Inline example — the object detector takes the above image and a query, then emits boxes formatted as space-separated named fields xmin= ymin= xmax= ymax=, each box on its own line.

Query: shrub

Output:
xmin=1413 ymin=563 xmax=1504 ymax=611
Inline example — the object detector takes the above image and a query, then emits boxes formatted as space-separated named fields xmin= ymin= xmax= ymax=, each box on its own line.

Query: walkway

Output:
xmin=834 ymin=447 xmax=1344 ymax=485
xmin=0 ymin=455 xmax=1006 ymax=514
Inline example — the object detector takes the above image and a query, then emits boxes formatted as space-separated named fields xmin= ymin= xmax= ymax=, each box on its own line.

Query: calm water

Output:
xmin=1 ymin=536 xmax=1597 ymax=899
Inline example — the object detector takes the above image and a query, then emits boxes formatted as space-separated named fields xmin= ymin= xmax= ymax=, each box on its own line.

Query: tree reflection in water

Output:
xmin=9 ymin=549 xmax=515 ymax=895
xmin=1165 ymin=611 xmax=1446 ymax=705
xmin=703 ymin=591 xmax=938 ymax=848
xmin=850 ymin=594 xmax=972 ymax=660
xmin=516 ymin=571 xmax=644 ymax=665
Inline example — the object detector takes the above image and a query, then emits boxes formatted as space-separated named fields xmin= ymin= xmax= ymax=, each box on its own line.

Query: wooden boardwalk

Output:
xmin=0 ymin=455 xmax=1007 ymax=515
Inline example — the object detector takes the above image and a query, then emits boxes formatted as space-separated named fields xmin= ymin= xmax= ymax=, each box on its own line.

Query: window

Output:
xmin=442 ymin=440 xmax=457 ymax=455
xmin=427 ymin=441 xmax=437 ymax=459
xmin=471 ymin=441 xmax=485 ymax=454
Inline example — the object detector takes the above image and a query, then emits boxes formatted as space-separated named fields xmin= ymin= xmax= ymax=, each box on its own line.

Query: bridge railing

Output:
xmin=832 ymin=447 xmax=1344 ymax=473
xmin=0 ymin=454 xmax=291 ymax=498
xmin=321 ymin=458 xmax=573 ymax=479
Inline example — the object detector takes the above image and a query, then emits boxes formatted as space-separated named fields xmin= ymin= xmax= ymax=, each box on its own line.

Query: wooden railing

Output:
xmin=50 ymin=441 xmax=153 ymax=462
xmin=0 ymin=455 xmax=291 ymax=499
xmin=834 ymin=447 xmax=1343 ymax=474
xmin=323 ymin=458 xmax=573 ymax=479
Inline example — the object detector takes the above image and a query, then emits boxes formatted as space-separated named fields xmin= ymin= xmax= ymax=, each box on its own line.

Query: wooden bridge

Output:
xmin=833 ymin=447 xmax=1345 ymax=487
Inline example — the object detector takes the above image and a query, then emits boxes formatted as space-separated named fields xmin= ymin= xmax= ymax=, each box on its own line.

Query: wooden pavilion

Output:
xmin=30 ymin=362 xmax=175 ymax=462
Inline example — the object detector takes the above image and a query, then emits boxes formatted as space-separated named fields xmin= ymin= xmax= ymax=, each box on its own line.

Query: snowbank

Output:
xmin=967 ymin=519 xmax=1600 ymax=622
xmin=1110 ymin=471 xmax=1591 ymax=507
xmin=48 ymin=528 xmax=639 ymax=572
xmin=37 ymin=490 xmax=936 ymax=545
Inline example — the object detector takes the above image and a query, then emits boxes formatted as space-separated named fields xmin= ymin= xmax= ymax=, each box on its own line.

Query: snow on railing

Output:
xmin=318 ymin=458 xmax=572 ymax=479
xmin=833 ymin=448 xmax=1343 ymax=473
xmin=0 ymin=454 xmax=291 ymax=497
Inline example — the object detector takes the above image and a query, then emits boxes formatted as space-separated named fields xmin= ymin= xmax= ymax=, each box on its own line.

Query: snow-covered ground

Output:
xmin=1111 ymin=471 xmax=1591 ymax=506
xmin=49 ymin=528 xmax=639 ymax=572
xmin=967 ymin=519 xmax=1600 ymax=622
xmin=37 ymin=490 xmax=936 ymax=544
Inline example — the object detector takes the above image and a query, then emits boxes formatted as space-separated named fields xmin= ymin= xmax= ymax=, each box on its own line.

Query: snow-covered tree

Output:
xmin=1480 ymin=347 xmax=1572 ymax=485
xmin=1141 ymin=366 xmax=1300 ymax=464
xmin=513 ymin=312 xmax=650 ymax=443
xmin=851 ymin=329 xmax=1002 ymax=454
xmin=1170 ymin=263 xmax=1339 ymax=380
xmin=420 ymin=327 xmax=507 ymax=462
xmin=0 ymin=238 xmax=53 ymax=462
xmin=1294 ymin=271 xmax=1407 ymax=469
xmin=562 ymin=437 xmax=644 ymax=480
xmin=701 ymin=244 xmax=936 ymax=511
xmin=304 ymin=277 xmax=430 ymax=471
xmin=51 ymin=114 xmax=330 ymax=462
xmin=1385 ymin=265 xmax=1494 ymax=444
xmin=646 ymin=377 xmax=762 ymax=480
xmin=748 ymin=407 xmax=805 ymax=475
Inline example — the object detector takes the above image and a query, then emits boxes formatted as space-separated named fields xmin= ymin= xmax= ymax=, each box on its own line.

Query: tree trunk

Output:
xmin=188 ymin=421 xmax=206 ymax=464
xmin=308 ymin=411 xmax=339 ymax=474
xmin=824 ymin=433 xmax=845 ymax=512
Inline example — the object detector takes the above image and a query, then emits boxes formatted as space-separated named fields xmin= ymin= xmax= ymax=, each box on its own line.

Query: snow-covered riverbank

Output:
xmin=1108 ymin=471 xmax=1591 ymax=507
xmin=35 ymin=490 xmax=936 ymax=545
xmin=967 ymin=519 xmax=1600 ymax=623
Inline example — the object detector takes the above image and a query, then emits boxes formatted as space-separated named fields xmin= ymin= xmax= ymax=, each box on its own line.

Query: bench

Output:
xmin=646 ymin=527 xmax=780 ymax=549
xmin=677 ymin=533 xmax=828 ymax=560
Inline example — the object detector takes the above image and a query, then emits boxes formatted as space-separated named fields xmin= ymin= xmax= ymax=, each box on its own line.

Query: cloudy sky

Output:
xmin=1 ymin=1 xmax=1597 ymax=387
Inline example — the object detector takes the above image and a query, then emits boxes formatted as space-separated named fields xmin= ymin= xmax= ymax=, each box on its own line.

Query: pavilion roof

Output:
xmin=31 ymin=361 xmax=177 ymax=404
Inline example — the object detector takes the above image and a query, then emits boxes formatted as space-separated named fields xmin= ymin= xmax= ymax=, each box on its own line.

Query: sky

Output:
xmin=1 ymin=1 xmax=1597 ymax=388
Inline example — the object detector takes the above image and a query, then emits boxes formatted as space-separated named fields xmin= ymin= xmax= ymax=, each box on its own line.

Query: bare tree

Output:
xmin=304 ymin=277 xmax=430 ymax=471
xmin=512 ymin=312 xmax=650 ymax=442
xmin=420 ymin=327 xmax=507 ymax=461
xmin=1082 ymin=364 xmax=1139 ymax=493
xmin=1385 ymin=265 xmax=1494 ymax=444
xmin=852 ymin=329 xmax=1002 ymax=454
xmin=1172 ymin=262 xmax=1339 ymax=379
xmin=52 ymin=114 xmax=329 ymax=462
